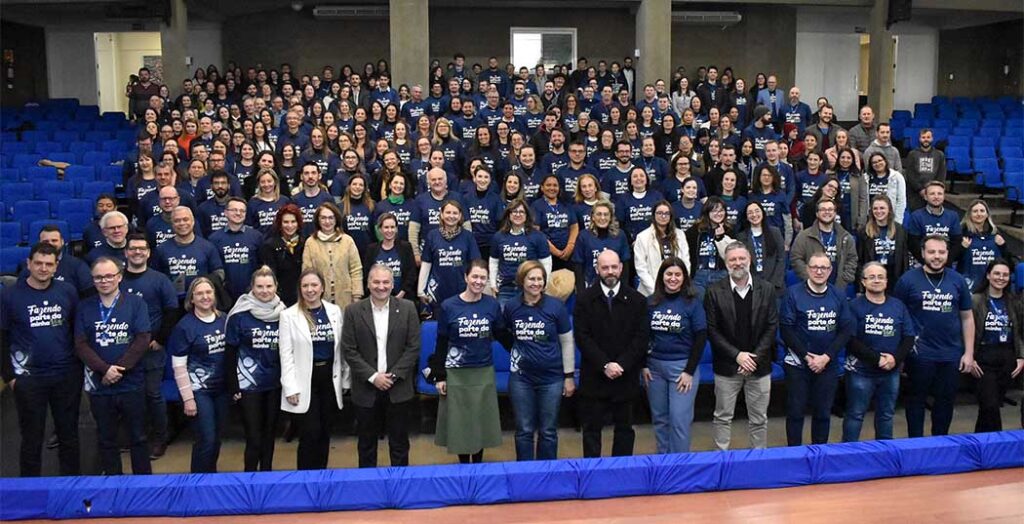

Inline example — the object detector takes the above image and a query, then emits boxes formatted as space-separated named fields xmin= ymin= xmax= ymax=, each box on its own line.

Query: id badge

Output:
xmin=1000 ymin=331 xmax=1009 ymax=343
xmin=709 ymin=258 xmax=716 ymax=269
xmin=756 ymin=260 xmax=763 ymax=273
xmin=879 ymin=256 xmax=888 ymax=265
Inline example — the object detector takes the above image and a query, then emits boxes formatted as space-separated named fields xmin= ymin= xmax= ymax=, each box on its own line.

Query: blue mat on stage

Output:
xmin=2 ymin=431 xmax=1022 ymax=520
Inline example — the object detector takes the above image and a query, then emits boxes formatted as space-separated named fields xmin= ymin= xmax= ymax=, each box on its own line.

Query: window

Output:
xmin=510 ymin=28 xmax=577 ymax=71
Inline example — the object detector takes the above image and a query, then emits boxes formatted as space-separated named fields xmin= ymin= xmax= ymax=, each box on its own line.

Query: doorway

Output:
xmin=94 ymin=32 xmax=161 ymax=115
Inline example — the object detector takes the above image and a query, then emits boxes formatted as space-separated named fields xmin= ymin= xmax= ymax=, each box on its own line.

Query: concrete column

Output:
xmin=159 ymin=0 xmax=189 ymax=92
xmin=635 ymin=0 xmax=671 ymax=94
xmin=868 ymin=0 xmax=896 ymax=122
xmin=390 ymin=0 xmax=429 ymax=90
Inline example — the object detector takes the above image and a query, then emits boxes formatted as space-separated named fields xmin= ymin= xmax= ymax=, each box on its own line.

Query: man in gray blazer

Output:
xmin=341 ymin=264 xmax=421 ymax=467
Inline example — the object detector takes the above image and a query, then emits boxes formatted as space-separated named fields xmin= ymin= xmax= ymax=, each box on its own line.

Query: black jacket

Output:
xmin=573 ymin=282 xmax=650 ymax=400
xmin=258 ymin=235 xmax=304 ymax=306
xmin=735 ymin=225 xmax=786 ymax=295
xmin=856 ymin=223 xmax=909 ymax=292
xmin=704 ymin=275 xmax=779 ymax=377
xmin=362 ymin=240 xmax=418 ymax=299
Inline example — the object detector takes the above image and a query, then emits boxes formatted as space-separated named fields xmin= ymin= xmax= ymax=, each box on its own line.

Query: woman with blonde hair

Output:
xmin=279 ymin=268 xmax=350 ymax=470
xmin=959 ymin=199 xmax=1007 ymax=291
xmin=302 ymin=202 xmax=364 ymax=308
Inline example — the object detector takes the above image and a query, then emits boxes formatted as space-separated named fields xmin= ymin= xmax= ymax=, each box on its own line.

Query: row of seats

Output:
xmin=1 ymin=193 xmax=110 ymax=242
xmin=0 ymin=163 xmax=121 ymax=187
xmin=2 ymin=135 xmax=136 ymax=154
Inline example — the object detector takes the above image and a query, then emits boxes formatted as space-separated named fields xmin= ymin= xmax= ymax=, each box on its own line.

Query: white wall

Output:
xmin=795 ymin=6 xmax=939 ymax=113
xmin=795 ymin=32 xmax=861 ymax=120
xmin=187 ymin=23 xmax=223 ymax=74
xmin=44 ymin=21 xmax=221 ymax=108
xmin=46 ymin=30 xmax=98 ymax=105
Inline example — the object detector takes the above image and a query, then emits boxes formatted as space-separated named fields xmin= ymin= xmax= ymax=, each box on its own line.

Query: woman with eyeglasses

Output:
xmin=634 ymin=201 xmax=691 ymax=297
xmin=489 ymin=199 xmax=551 ymax=306
xmin=970 ymin=259 xmax=1024 ymax=432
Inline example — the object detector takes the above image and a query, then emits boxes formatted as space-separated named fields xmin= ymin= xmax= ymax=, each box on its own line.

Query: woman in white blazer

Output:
xmin=279 ymin=268 xmax=351 ymax=470
xmin=857 ymin=152 xmax=907 ymax=229
xmin=635 ymin=200 xmax=691 ymax=296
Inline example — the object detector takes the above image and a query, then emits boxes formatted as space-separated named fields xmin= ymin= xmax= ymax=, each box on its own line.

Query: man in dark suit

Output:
xmin=573 ymin=250 xmax=649 ymax=458
xmin=704 ymin=241 xmax=779 ymax=450
xmin=341 ymin=264 xmax=421 ymax=468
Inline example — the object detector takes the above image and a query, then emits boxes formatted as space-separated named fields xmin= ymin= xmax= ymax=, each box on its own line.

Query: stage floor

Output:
xmin=39 ymin=467 xmax=1023 ymax=523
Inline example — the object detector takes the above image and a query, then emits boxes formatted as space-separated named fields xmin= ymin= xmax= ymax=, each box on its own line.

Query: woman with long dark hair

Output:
xmin=642 ymin=257 xmax=707 ymax=453
xmin=970 ymin=259 xmax=1024 ymax=432
xmin=685 ymin=196 xmax=734 ymax=297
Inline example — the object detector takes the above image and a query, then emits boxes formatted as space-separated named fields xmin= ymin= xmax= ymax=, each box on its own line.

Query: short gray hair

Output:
xmin=723 ymin=241 xmax=749 ymax=258
xmin=99 ymin=210 xmax=128 ymax=229
xmin=367 ymin=263 xmax=394 ymax=279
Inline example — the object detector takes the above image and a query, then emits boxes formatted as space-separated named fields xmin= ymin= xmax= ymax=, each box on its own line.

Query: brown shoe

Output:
xmin=150 ymin=443 xmax=167 ymax=460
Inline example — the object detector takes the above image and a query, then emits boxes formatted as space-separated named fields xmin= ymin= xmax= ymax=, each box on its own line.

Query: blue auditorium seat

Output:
xmin=0 ymin=223 xmax=21 ymax=247
xmin=28 ymin=220 xmax=68 ymax=244
xmin=12 ymin=201 xmax=50 ymax=241
xmin=0 ymin=246 xmax=30 ymax=273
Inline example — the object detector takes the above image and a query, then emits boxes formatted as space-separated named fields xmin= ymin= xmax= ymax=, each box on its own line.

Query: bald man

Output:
xmin=153 ymin=206 xmax=224 ymax=301
xmin=573 ymin=249 xmax=649 ymax=458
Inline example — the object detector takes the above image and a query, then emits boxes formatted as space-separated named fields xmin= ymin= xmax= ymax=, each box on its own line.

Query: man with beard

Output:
xmin=573 ymin=250 xmax=649 ymax=458
xmin=146 ymin=186 xmax=184 ymax=248
xmin=790 ymin=198 xmax=859 ymax=292
xmin=742 ymin=106 xmax=779 ymax=159
xmin=904 ymin=129 xmax=947 ymax=211
xmin=780 ymin=252 xmax=854 ymax=446
xmin=704 ymin=242 xmax=778 ymax=450
xmin=806 ymin=103 xmax=839 ymax=152
xmin=894 ymin=234 xmax=977 ymax=437
xmin=197 ymin=171 xmax=233 ymax=237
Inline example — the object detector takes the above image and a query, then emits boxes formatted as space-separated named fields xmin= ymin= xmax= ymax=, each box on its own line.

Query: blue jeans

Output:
xmin=507 ymin=372 xmax=563 ymax=461
xmin=693 ymin=268 xmax=727 ymax=299
xmin=89 ymin=390 xmax=151 ymax=475
xmin=904 ymin=358 xmax=960 ymax=437
xmin=646 ymin=357 xmax=700 ymax=453
xmin=191 ymin=390 xmax=228 ymax=473
xmin=843 ymin=370 xmax=900 ymax=442
xmin=497 ymin=284 xmax=519 ymax=310
xmin=784 ymin=363 xmax=838 ymax=446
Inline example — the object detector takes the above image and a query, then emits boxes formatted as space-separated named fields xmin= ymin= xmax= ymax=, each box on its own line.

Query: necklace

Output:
xmin=924 ymin=271 xmax=944 ymax=293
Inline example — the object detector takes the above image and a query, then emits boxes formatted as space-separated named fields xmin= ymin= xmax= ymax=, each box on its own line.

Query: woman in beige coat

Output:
xmin=302 ymin=202 xmax=364 ymax=308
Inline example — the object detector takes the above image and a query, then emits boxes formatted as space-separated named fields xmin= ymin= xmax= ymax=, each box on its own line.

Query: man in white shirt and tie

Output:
xmin=341 ymin=264 xmax=421 ymax=467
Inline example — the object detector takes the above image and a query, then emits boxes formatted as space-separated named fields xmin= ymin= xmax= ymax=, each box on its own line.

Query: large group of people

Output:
xmin=2 ymin=55 xmax=1021 ymax=478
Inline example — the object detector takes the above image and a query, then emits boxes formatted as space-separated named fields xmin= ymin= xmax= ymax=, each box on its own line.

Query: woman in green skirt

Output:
xmin=430 ymin=259 xmax=504 ymax=463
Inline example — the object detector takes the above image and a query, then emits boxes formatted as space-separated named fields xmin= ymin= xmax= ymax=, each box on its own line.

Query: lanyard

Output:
xmin=99 ymin=293 xmax=120 ymax=325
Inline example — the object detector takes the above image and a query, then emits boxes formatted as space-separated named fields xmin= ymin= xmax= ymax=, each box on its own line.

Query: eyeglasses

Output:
xmin=103 ymin=223 xmax=127 ymax=231
xmin=126 ymin=246 xmax=149 ymax=252
xmin=92 ymin=273 xmax=121 ymax=283
xmin=808 ymin=266 xmax=831 ymax=273
xmin=654 ymin=211 xmax=672 ymax=217
xmin=510 ymin=209 xmax=526 ymax=215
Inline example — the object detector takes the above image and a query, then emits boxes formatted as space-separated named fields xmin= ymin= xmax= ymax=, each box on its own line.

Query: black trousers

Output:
xmin=579 ymin=396 xmax=635 ymax=458
xmin=354 ymin=390 xmax=411 ymax=468
xmin=974 ymin=344 xmax=1015 ymax=433
xmin=296 ymin=364 xmax=337 ymax=470
xmin=13 ymin=367 xmax=82 ymax=477
xmin=239 ymin=388 xmax=281 ymax=472
xmin=89 ymin=390 xmax=151 ymax=475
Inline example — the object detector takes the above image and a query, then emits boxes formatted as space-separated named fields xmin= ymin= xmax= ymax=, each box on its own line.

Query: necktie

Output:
xmin=606 ymin=289 xmax=615 ymax=311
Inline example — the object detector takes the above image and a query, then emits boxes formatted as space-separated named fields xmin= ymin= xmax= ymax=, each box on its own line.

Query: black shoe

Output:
xmin=150 ymin=442 xmax=167 ymax=460
xmin=283 ymin=418 xmax=297 ymax=443
xmin=45 ymin=434 xmax=59 ymax=450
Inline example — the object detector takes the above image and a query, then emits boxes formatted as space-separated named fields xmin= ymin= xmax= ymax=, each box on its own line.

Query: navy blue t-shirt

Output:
xmin=981 ymin=296 xmax=1012 ymax=346
xmin=672 ymin=200 xmax=703 ymax=232
xmin=845 ymin=295 xmax=916 ymax=376
xmin=121 ymin=269 xmax=178 ymax=335
xmin=342 ymin=201 xmax=374 ymax=254
xmin=893 ymin=268 xmax=973 ymax=362
xmin=209 ymin=227 xmax=264 ymax=302
xmin=76 ymin=293 xmax=151 ymax=395
xmin=17 ymin=254 xmax=93 ymax=294
xmin=615 ymin=190 xmax=664 ymax=240
xmin=1 ymin=279 xmax=78 ymax=379
xmin=411 ymin=191 xmax=467 ymax=249
xmin=372 ymin=244 xmax=406 ymax=295
xmin=648 ymin=294 xmax=707 ymax=362
xmin=531 ymin=198 xmax=574 ymax=250
xmin=437 ymin=294 xmax=503 ymax=369
xmin=463 ymin=190 xmax=504 ymax=250
xmin=749 ymin=191 xmax=789 ymax=231
xmin=781 ymin=283 xmax=855 ymax=366
xmin=292 ymin=189 xmax=334 ymax=236
xmin=572 ymin=230 xmax=632 ymax=286
xmin=422 ymin=229 xmax=481 ymax=304
xmin=168 ymin=313 xmax=227 ymax=392
xmin=906 ymin=207 xmax=963 ymax=240
xmin=504 ymin=294 xmax=572 ymax=384
xmin=145 ymin=214 xmax=177 ymax=247
xmin=154 ymin=236 xmax=225 ymax=298
xmin=958 ymin=233 xmax=1000 ymax=291
xmin=374 ymin=198 xmax=416 ymax=242
xmin=600 ymin=166 xmax=633 ymax=198
xmin=310 ymin=306 xmax=335 ymax=363
xmin=490 ymin=230 xmax=549 ymax=288
xmin=226 ymin=312 xmax=280 ymax=392
xmin=246 ymin=196 xmax=292 ymax=234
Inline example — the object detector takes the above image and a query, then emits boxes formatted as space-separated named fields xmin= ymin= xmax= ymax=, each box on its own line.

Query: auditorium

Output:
xmin=0 ymin=0 xmax=1022 ymax=521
